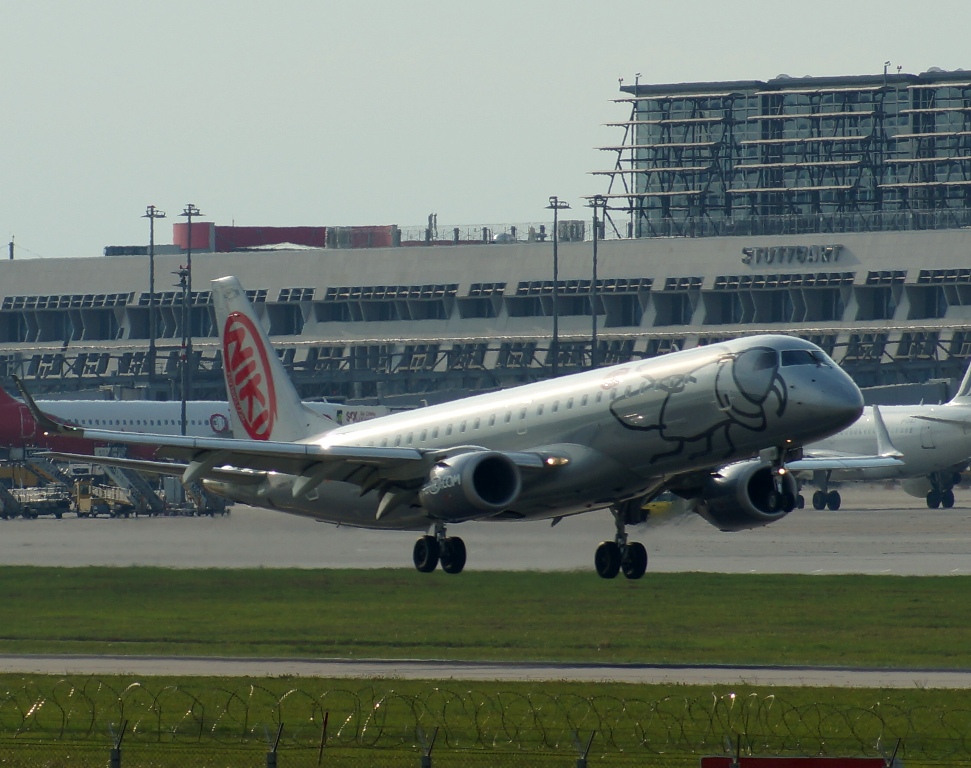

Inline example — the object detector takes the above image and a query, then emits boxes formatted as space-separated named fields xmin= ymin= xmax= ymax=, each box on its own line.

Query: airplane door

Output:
xmin=921 ymin=423 xmax=935 ymax=449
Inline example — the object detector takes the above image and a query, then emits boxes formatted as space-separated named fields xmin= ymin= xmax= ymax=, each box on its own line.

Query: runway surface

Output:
xmin=0 ymin=654 xmax=968 ymax=688
xmin=1 ymin=484 xmax=970 ymax=574
xmin=3 ymin=483 xmax=970 ymax=685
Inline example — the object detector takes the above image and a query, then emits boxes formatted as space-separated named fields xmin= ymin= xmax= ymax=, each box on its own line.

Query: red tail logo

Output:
xmin=223 ymin=312 xmax=277 ymax=440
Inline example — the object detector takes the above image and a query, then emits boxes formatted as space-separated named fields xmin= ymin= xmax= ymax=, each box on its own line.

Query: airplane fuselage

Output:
xmin=206 ymin=335 xmax=863 ymax=528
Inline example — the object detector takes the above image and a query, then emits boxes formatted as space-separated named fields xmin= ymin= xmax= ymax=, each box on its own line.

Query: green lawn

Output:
xmin=0 ymin=676 xmax=966 ymax=767
xmin=1 ymin=567 xmax=970 ymax=667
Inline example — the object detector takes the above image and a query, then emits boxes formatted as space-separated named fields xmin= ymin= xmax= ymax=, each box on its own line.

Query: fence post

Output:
xmin=109 ymin=719 xmax=128 ymax=768
xmin=266 ymin=722 xmax=283 ymax=768
xmin=417 ymin=725 xmax=438 ymax=768
xmin=316 ymin=711 xmax=329 ymax=767
xmin=573 ymin=730 xmax=595 ymax=768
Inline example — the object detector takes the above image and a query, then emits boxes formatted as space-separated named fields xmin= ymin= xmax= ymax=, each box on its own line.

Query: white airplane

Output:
xmin=24 ymin=276 xmax=864 ymax=579
xmin=0 ymin=383 xmax=386 ymax=459
xmin=791 ymin=362 xmax=971 ymax=510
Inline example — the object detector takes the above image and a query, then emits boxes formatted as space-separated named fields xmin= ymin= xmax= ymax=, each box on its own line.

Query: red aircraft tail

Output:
xmin=0 ymin=387 xmax=22 ymax=408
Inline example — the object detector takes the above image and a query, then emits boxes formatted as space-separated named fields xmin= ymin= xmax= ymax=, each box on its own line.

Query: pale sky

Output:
xmin=3 ymin=0 xmax=970 ymax=259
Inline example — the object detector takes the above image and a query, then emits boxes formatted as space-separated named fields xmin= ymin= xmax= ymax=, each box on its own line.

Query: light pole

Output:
xmin=179 ymin=203 xmax=202 ymax=435
xmin=546 ymin=196 xmax=570 ymax=377
xmin=588 ymin=194 xmax=606 ymax=368
xmin=142 ymin=205 xmax=166 ymax=386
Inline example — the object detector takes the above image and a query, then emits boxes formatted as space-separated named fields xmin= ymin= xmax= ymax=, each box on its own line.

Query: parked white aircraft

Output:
xmin=26 ymin=276 xmax=864 ymax=578
xmin=791 ymin=361 xmax=971 ymax=510
xmin=0 ymin=385 xmax=386 ymax=459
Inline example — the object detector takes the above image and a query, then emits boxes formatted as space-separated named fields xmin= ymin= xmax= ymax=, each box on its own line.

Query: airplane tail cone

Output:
xmin=212 ymin=276 xmax=334 ymax=442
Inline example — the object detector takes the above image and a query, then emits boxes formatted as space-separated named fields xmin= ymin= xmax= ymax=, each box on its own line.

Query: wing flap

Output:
xmin=44 ymin=451 xmax=266 ymax=485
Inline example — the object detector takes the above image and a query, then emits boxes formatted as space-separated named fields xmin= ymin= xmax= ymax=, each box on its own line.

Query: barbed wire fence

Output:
xmin=1 ymin=680 xmax=969 ymax=766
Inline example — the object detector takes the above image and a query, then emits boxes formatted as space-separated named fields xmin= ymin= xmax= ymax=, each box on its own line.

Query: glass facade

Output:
xmin=600 ymin=70 xmax=971 ymax=238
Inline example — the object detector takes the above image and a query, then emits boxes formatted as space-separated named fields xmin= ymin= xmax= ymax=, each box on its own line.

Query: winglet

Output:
xmin=872 ymin=405 xmax=903 ymax=458
xmin=12 ymin=376 xmax=84 ymax=438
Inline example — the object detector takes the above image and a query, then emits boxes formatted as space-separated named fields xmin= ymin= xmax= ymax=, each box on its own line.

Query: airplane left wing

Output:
xmin=787 ymin=454 xmax=906 ymax=471
xmin=789 ymin=405 xmax=905 ymax=471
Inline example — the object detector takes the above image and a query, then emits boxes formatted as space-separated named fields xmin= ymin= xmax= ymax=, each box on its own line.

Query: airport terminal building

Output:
xmin=2 ymin=68 xmax=971 ymax=403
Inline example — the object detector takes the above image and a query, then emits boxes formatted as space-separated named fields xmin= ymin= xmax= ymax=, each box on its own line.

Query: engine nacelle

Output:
xmin=691 ymin=459 xmax=798 ymax=532
xmin=418 ymin=451 xmax=522 ymax=522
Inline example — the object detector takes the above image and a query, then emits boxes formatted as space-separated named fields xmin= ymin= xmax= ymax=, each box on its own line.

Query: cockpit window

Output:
xmin=781 ymin=349 xmax=829 ymax=367
xmin=752 ymin=349 xmax=779 ymax=371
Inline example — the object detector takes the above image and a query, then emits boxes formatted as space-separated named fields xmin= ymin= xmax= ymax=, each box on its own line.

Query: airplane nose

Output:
xmin=791 ymin=368 xmax=864 ymax=437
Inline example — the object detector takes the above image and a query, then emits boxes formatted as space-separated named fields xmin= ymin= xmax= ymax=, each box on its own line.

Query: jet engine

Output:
xmin=418 ymin=451 xmax=522 ymax=522
xmin=689 ymin=459 xmax=798 ymax=531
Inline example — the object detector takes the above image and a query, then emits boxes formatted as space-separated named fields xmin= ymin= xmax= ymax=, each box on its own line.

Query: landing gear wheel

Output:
xmin=941 ymin=489 xmax=955 ymax=509
xmin=926 ymin=491 xmax=941 ymax=509
xmin=439 ymin=537 xmax=467 ymax=574
xmin=621 ymin=542 xmax=648 ymax=580
xmin=812 ymin=490 xmax=826 ymax=510
xmin=796 ymin=494 xmax=805 ymax=509
xmin=413 ymin=535 xmax=440 ymax=573
xmin=826 ymin=490 xmax=841 ymax=511
xmin=594 ymin=541 xmax=621 ymax=579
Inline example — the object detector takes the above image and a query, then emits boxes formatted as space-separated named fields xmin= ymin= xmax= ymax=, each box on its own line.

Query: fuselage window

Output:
xmin=753 ymin=349 xmax=780 ymax=371
xmin=381 ymin=437 xmax=388 ymax=447
xmin=519 ymin=408 xmax=526 ymax=420
xmin=552 ymin=401 xmax=558 ymax=413
xmin=596 ymin=392 xmax=603 ymax=404
xmin=420 ymin=429 xmax=427 ymax=441
xmin=567 ymin=397 xmax=574 ymax=409
xmin=446 ymin=425 xmax=453 ymax=436
xmin=488 ymin=414 xmax=496 ymax=427
xmin=459 ymin=421 xmax=466 ymax=433
xmin=473 ymin=418 xmax=480 ymax=429
xmin=504 ymin=412 xmax=512 ymax=423
xmin=537 ymin=404 xmax=544 ymax=416
xmin=581 ymin=394 xmax=588 ymax=407
xmin=432 ymin=427 xmax=439 ymax=439
xmin=394 ymin=435 xmax=401 ymax=447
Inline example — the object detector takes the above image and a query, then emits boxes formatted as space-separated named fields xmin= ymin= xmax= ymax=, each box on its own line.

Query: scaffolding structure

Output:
xmin=597 ymin=70 xmax=971 ymax=239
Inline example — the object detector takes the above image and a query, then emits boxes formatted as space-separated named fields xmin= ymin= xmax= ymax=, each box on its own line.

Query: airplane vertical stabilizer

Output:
xmin=948 ymin=357 xmax=971 ymax=404
xmin=212 ymin=276 xmax=336 ymax=442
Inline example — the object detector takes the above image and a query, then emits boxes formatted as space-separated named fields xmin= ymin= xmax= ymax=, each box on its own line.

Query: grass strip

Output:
xmin=0 ymin=676 xmax=967 ymax=768
xmin=1 ymin=567 xmax=970 ymax=667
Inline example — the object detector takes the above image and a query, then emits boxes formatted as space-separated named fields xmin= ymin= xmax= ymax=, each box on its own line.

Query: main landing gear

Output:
xmin=413 ymin=523 xmax=467 ymax=574
xmin=811 ymin=489 xmax=841 ymax=511
xmin=926 ymin=471 xmax=961 ymax=509
xmin=594 ymin=503 xmax=648 ymax=580
xmin=810 ymin=469 xmax=841 ymax=510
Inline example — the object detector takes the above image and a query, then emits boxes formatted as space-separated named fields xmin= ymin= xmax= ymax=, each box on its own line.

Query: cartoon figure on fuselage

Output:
xmin=611 ymin=345 xmax=790 ymax=462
